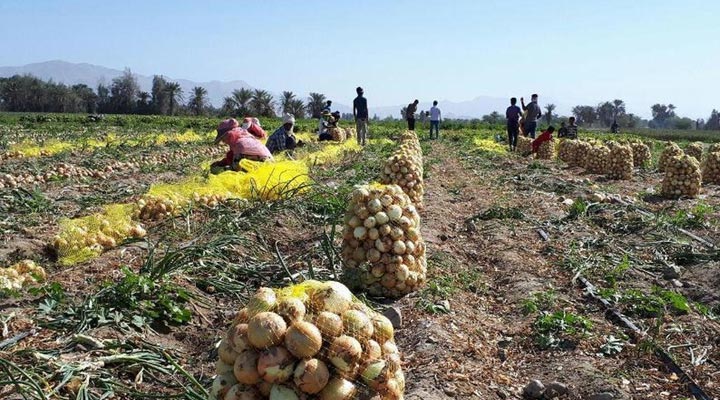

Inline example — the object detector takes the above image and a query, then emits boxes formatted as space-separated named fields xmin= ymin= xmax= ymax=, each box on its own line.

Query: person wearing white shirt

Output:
xmin=429 ymin=100 xmax=442 ymax=139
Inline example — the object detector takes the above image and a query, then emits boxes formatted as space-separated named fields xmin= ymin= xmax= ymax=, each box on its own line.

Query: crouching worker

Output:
xmin=267 ymin=114 xmax=304 ymax=155
xmin=211 ymin=118 xmax=272 ymax=173
xmin=529 ymin=126 xmax=555 ymax=155
xmin=318 ymin=111 xmax=333 ymax=141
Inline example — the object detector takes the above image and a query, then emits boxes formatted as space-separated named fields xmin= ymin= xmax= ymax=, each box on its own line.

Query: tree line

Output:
xmin=0 ymin=70 xmax=336 ymax=119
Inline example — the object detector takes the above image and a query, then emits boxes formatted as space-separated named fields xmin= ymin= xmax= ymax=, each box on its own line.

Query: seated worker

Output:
xmin=531 ymin=126 xmax=555 ymax=154
xmin=328 ymin=111 xmax=341 ymax=128
xmin=558 ymin=122 xmax=569 ymax=138
xmin=211 ymin=118 xmax=272 ymax=172
xmin=242 ymin=117 xmax=267 ymax=139
xmin=267 ymin=114 xmax=304 ymax=154
xmin=566 ymin=117 xmax=578 ymax=139
xmin=318 ymin=111 xmax=333 ymax=141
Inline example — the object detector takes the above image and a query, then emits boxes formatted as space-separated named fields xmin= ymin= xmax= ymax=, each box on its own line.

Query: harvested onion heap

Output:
xmin=557 ymin=139 xmax=580 ymax=165
xmin=344 ymin=127 xmax=356 ymax=139
xmin=516 ymin=136 xmax=533 ymax=155
xmin=701 ymin=150 xmax=720 ymax=185
xmin=629 ymin=142 xmax=651 ymax=168
xmin=710 ymin=144 xmax=720 ymax=154
xmin=536 ymin=140 xmax=555 ymax=160
xmin=211 ymin=280 xmax=405 ymax=400
xmin=658 ymin=142 xmax=683 ymax=172
xmin=135 ymin=192 xmax=224 ymax=221
xmin=575 ymin=141 xmax=593 ymax=169
xmin=661 ymin=154 xmax=702 ymax=199
xmin=585 ymin=143 xmax=610 ymax=174
xmin=329 ymin=127 xmax=346 ymax=142
xmin=606 ymin=141 xmax=634 ymax=180
xmin=685 ymin=142 xmax=704 ymax=162
xmin=379 ymin=131 xmax=424 ymax=208
xmin=341 ymin=184 xmax=427 ymax=299
xmin=0 ymin=260 xmax=46 ymax=291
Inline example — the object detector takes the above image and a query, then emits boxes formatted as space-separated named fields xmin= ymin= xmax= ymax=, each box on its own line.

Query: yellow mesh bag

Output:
xmin=211 ymin=280 xmax=404 ymax=400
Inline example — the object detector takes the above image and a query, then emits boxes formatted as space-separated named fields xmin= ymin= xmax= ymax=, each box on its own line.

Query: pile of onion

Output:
xmin=343 ymin=127 xmax=355 ymax=140
xmin=584 ymin=143 xmax=611 ymax=174
xmin=661 ymin=154 xmax=702 ymax=199
xmin=0 ymin=260 xmax=46 ymax=291
xmin=557 ymin=139 xmax=581 ymax=165
xmin=210 ymin=281 xmax=405 ymax=400
xmin=701 ymin=150 xmax=720 ymax=185
xmin=379 ymin=131 xmax=424 ymax=208
xmin=658 ymin=142 xmax=684 ymax=172
xmin=606 ymin=141 xmax=634 ymax=180
xmin=629 ymin=142 xmax=651 ymax=168
xmin=516 ymin=136 xmax=533 ymax=155
xmin=536 ymin=139 xmax=555 ymax=160
xmin=329 ymin=127 xmax=346 ymax=142
xmin=341 ymin=184 xmax=427 ymax=299
xmin=685 ymin=142 xmax=704 ymax=162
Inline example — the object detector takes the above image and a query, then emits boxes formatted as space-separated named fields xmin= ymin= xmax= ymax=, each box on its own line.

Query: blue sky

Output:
xmin=1 ymin=0 xmax=719 ymax=119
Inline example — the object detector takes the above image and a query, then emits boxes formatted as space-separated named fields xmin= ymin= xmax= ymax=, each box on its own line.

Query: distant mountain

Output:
xmin=369 ymin=96 xmax=510 ymax=120
xmin=0 ymin=60 xmax=253 ymax=107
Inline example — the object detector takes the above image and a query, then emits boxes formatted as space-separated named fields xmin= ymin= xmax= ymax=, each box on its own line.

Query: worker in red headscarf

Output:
xmin=211 ymin=118 xmax=272 ymax=172
xmin=242 ymin=117 xmax=267 ymax=139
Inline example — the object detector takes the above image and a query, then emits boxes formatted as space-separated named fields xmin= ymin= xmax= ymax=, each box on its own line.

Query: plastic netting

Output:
xmin=211 ymin=280 xmax=404 ymax=400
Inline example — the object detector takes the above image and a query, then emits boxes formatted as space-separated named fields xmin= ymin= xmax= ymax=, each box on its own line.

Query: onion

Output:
xmin=234 ymin=307 xmax=249 ymax=324
xmin=363 ymin=216 xmax=376 ymax=228
xmin=276 ymin=298 xmax=306 ymax=323
xmin=284 ymin=321 xmax=323 ymax=359
xmin=387 ymin=205 xmax=402 ymax=221
xmin=215 ymin=360 xmax=233 ymax=375
xmin=353 ymin=226 xmax=367 ymax=240
xmin=319 ymin=377 xmax=356 ymax=400
xmin=246 ymin=288 xmax=277 ymax=316
xmin=224 ymin=384 xmax=261 ymax=400
xmin=294 ymin=358 xmax=330 ymax=394
xmin=328 ymin=335 xmax=362 ymax=373
xmin=314 ymin=281 xmax=353 ymax=314
xmin=363 ymin=339 xmax=382 ymax=360
xmin=210 ymin=372 xmax=237 ymax=400
xmin=360 ymin=359 xmax=389 ymax=390
xmin=227 ymin=323 xmax=249 ymax=353
xmin=269 ymin=384 xmax=299 ymax=400
xmin=315 ymin=311 xmax=343 ymax=338
xmin=371 ymin=315 xmax=394 ymax=344
xmin=233 ymin=349 xmax=260 ymax=384
xmin=367 ymin=198 xmax=383 ymax=213
xmin=341 ymin=309 xmax=374 ymax=340
xmin=258 ymin=346 xmax=295 ymax=383
xmin=218 ymin=339 xmax=239 ymax=365
xmin=392 ymin=240 xmax=406 ymax=255
xmin=257 ymin=381 xmax=272 ymax=397
xmin=368 ymin=228 xmax=379 ymax=240
xmin=248 ymin=312 xmax=287 ymax=349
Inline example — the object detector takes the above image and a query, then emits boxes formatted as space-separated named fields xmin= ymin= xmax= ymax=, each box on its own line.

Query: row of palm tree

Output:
xmin=221 ymin=89 xmax=331 ymax=119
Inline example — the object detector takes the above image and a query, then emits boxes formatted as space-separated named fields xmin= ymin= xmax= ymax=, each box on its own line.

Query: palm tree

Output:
xmin=222 ymin=88 xmax=253 ymax=116
xmin=611 ymin=99 xmax=626 ymax=120
xmin=250 ymin=89 xmax=275 ymax=117
xmin=287 ymin=98 xmax=306 ymax=118
xmin=306 ymin=92 xmax=327 ymax=118
xmin=188 ymin=86 xmax=208 ymax=116
xmin=544 ymin=104 xmax=556 ymax=124
xmin=164 ymin=82 xmax=183 ymax=115
xmin=280 ymin=91 xmax=296 ymax=116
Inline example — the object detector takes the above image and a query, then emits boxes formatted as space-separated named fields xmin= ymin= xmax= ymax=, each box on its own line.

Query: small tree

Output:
xmin=544 ymin=104 xmax=556 ymax=124
xmin=286 ymin=98 xmax=306 ymax=118
xmin=250 ymin=89 xmax=275 ymax=117
xmin=188 ymin=86 xmax=208 ymax=116
xmin=306 ymin=92 xmax=327 ymax=118
xmin=165 ymin=82 xmax=183 ymax=115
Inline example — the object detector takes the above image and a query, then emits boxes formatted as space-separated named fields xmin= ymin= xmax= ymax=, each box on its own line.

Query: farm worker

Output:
xmin=322 ymin=100 xmax=332 ymax=114
xmin=318 ymin=111 xmax=334 ymax=141
xmin=611 ymin=119 xmax=619 ymax=133
xmin=267 ymin=114 xmax=303 ymax=154
xmin=429 ymin=100 xmax=442 ymax=140
xmin=558 ymin=117 xmax=578 ymax=139
xmin=531 ymin=126 xmax=555 ymax=154
xmin=557 ymin=122 xmax=568 ymax=138
xmin=211 ymin=118 xmax=272 ymax=172
xmin=353 ymin=87 xmax=369 ymax=146
xmin=242 ymin=117 xmax=267 ymax=139
xmin=505 ymin=97 xmax=522 ymax=151
xmin=406 ymin=99 xmax=419 ymax=131
xmin=521 ymin=94 xmax=542 ymax=139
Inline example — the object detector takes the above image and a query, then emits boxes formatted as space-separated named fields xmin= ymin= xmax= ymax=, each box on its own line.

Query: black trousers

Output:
xmin=407 ymin=118 xmax=415 ymax=131
xmin=507 ymin=122 xmax=519 ymax=149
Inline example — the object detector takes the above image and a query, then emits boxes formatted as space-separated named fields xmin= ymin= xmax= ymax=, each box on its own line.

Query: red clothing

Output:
xmin=217 ymin=128 xmax=272 ymax=166
xmin=243 ymin=117 xmax=267 ymax=139
xmin=532 ymin=130 xmax=553 ymax=153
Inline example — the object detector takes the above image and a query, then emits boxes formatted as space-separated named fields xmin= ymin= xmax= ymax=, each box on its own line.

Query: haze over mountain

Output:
xmin=0 ymin=60 xmax=558 ymax=119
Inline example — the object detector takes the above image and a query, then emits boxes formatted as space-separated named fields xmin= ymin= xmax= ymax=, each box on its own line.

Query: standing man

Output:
xmin=429 ymin=100 xmax=442 ymax=139
xmin=505 ymin=97 xmax=522 ymax=151
xmin=322 ymin=100 xmax=332 ymax=113
xmin=521 ymin=94 xmax=542 ymax=138
xmin=406 ymin=99 xmax=419 ymax=131
xmin=353 ymin=87 xmax=369 ymax=146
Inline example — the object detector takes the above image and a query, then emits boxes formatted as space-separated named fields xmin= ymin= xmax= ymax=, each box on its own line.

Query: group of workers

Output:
xmin=505 ymin=94 xmax=578 ymax=155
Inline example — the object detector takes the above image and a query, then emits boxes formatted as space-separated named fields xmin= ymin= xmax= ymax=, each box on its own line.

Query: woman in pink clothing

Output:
xmin=211 ymin=118 xmax=272 ymax=172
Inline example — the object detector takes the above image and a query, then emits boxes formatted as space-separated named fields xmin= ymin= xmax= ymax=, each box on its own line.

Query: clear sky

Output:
xmin=1 ymin=0 xmax=719 ymax=119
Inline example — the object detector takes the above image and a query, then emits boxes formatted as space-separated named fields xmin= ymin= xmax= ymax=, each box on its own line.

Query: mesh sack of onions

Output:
xmin=557 ymin=139 xmax=580 ymax=165
xmin=330 ymin=127 xmax=346 ymax=142
xmin=516 ymin=136 xmax=533 ymax=156
xmin=606 ymin=141 xmax=634 ymax=180
xmin=658 ymin=142 xmax=683 ymax=172
xmin=701 ymin=150 xmax=720 ymax=185
xmin=585 ymin=144 xmax=610 ymax=174
xmin=210 ymin=280 xmax=405 ymax=400
xmin=575 ymin=141 xmax=593 ymax=169
xmin=685 ymin=142 xmax=704 ymax=162
xmin=630 ymin=142 xmax=651 ymax=168
xmin=661 ymin=154 xmax=702 ymax=199
xmin=536 ymin=139 xmax=555 ymax=160
xmin=341 ymin=184 xmax=427 ymax=299
xmin=379 ymin=150 xmax=424 ymax=208
xmin=709 ymin=144 xmax=720 ymax=154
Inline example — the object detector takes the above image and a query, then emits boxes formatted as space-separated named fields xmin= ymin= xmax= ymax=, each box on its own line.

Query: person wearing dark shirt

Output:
xmin=566 ymin=117 xmax=578 ymax=139
xmin=558 ymin=122 xmax=569 ymax=138
xmin=322 ymin=100 xmax=332 ymax=113
xmin=353 ymin=87 xmax=369 ymax=146
xmin=506 ymin=97 xmax=522 ymax=151
xmin=611 ymin=119 xmax=619 ymax=133
xmin=521 ymin=94 xmax=542 ymax=138
xmin=406 ymin=99 xmax=419 ymax=131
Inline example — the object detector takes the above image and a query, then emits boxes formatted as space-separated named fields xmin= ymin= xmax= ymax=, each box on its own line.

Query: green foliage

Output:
xmin=521 ymin=289 xmax=557 ymax=315
xmin=533 ymin=310 xmax=592 ymax=349
xmin=617 ymin=287 xmax=689 ymax=318
xmin=566 ymin=198 xmax=588 ymax=220
xmin=663 ymin=202 xmax=715 ymax=228
xmin=599 ymin=335 xmax=626 ymax=356
xmin=604 ymin=255 xmax=630 ymax=288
